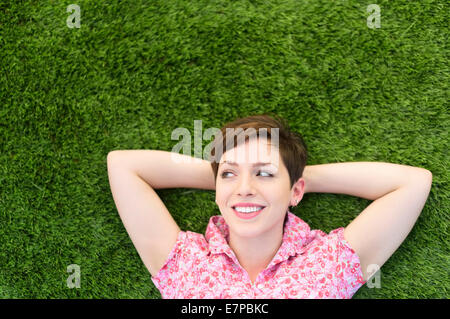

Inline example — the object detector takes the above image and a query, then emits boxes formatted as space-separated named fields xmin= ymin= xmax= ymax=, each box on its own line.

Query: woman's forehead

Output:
xmin=220 ymin=138 xmax=280 ymax=167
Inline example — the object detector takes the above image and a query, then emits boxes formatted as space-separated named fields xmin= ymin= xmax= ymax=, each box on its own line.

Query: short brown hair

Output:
xmin=209 ymin=113 xmax=308 ymax=189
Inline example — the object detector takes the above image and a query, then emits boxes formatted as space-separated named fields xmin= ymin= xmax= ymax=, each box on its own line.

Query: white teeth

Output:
xmin=234 ymin=206 xmax=263 ymax=213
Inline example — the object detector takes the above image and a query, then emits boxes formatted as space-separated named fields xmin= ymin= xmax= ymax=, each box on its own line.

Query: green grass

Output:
xmin=0 ymin=0 xmax=448 ymax=298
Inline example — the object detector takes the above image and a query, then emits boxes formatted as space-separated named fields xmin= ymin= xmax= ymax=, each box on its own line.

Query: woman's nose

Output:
xmin=236 ymin=173 xmax=256 ymax=196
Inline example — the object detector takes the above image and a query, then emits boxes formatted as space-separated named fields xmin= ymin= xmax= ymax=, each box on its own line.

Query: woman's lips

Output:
xmin=232 ymin=206 xmax=265 ymax=220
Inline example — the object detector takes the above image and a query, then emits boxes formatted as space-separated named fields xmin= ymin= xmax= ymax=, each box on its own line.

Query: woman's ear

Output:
xmin=291 ymin=178 xmax=306 ymax=206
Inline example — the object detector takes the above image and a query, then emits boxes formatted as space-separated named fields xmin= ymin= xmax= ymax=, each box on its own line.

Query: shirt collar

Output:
xmin=205 ymin=210 xmax=314 ymax=268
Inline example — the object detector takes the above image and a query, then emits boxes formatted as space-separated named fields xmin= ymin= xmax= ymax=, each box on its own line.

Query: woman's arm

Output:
xmin=107 ymin=150 xmax=215 ymax=277
xmin=302 ymin=161 xmax=433 ymax=281
xmin=109 ymin=150 xmax=216 ymax=190
xmin=302 ymin=161 xmax=431 ymax=200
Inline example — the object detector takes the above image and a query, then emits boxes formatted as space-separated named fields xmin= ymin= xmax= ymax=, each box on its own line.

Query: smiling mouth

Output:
xmin=232 ymin=206 xmax=265 ymax=213
xmin=231 ymin=206 xmax=266 ymax=219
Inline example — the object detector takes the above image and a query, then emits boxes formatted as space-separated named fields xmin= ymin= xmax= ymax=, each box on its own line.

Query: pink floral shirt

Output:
xmin=151 ymin=211 xmax=366 ymax=299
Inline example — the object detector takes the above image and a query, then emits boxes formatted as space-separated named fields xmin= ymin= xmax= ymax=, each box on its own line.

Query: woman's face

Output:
xmin=215 ymin=137 xmax=304 ymax=239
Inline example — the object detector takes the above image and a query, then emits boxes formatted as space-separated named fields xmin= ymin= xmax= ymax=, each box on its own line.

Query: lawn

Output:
xmin=0 ymin=0 xmax=448 ymax=298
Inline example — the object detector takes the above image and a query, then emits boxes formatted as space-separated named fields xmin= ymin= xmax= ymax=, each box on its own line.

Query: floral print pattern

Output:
xmin=151 ymin=211 xmax=366 ymax=298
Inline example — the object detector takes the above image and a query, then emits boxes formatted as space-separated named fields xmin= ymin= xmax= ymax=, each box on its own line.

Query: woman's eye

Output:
xmin=221 ymin=171 xmax=233 ymax=178
xmin=258 ymin=170 xmax=273 ymax=177
xmin=220 ymin=171 xmax=273 ymax=178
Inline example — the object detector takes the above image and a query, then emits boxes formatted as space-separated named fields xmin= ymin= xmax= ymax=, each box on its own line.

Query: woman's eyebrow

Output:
xmin=221 ymin=161 xmax=275 ymax=167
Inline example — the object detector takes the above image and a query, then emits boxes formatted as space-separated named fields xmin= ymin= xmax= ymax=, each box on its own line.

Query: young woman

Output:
xmin=107 ymin=114 xmax=432 ymax=298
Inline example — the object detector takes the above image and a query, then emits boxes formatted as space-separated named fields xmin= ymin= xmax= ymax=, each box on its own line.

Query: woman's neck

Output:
xmin=228 ymin=223 xmax=284 ymax=277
